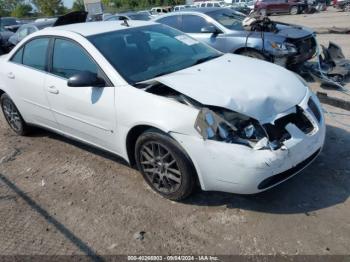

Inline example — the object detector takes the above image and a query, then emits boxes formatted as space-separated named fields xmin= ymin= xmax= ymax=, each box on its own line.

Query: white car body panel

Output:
xmin=147 ymin=54 xmax=307 ymax=123
xmin=0 ymin=21 xmax=326 ymax=195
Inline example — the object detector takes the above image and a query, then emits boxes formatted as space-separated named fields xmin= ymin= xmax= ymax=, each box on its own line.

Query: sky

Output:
xmin=63 ymin=0 xmax=74 ymax=8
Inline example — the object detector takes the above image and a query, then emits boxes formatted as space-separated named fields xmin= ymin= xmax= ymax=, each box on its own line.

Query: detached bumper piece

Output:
xmin=302 ymin=42 xmax=350 ymax=89
xmin=258 ymin=148 xmax=321 ymax=190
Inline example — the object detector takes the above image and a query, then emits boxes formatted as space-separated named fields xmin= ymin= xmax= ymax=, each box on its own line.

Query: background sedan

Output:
xmin=155 ymin=7 xmax=316 ymax=69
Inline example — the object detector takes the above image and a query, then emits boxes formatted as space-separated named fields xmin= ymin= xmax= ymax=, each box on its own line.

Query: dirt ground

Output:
xmin=0 ymin=10 xmax=349 ymax=257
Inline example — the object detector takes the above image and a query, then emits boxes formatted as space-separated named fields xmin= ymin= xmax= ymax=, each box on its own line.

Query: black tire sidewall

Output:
xmin=135 ymin=130 xmax=196 ymax=201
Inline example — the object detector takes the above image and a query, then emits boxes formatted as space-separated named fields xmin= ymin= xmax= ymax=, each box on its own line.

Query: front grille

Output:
xmin=308 ymin=98 xmax=321 ymax=123
xmin=263 ymin=106 xmax=314 ymax=142
xmin=258 ymin=148 xmax=321 ymax=190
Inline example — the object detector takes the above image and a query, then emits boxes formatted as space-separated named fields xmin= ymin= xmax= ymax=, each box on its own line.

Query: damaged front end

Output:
xmin=242 ymin=14 xmax=317 ymax=69
xmin=193 ymin=101 xmax=320 ymax=152
xmin=142 ymin=81 xmax=321 ymax=153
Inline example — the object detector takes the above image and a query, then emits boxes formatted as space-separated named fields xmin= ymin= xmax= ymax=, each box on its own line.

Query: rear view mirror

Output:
xmin=68 ymin=71 xmax=106 ymax=87
xmin=201 ymin=25 xmax=220 ymax=35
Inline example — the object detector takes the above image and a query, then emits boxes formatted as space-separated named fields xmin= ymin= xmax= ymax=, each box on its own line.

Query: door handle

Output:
xmin=48 ymin=86 xmax=59 ymax=94
xmin=7 ymin=72 xmax=15 ymax=79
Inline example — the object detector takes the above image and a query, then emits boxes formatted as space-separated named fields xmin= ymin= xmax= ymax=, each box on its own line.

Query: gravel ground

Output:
xmin=0 ymin=11 xmax=349 ymax=257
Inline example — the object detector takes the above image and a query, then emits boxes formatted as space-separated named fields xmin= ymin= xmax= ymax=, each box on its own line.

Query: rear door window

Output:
xmin=22 ymin=38 xmax=50 ymax=71
xmin=157 ymin=15 xmax=182 ymax=31
xmin=181 ymin=15 xmax=213 ymax=33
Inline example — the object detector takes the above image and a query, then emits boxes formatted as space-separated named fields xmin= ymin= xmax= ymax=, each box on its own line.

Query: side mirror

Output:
xmin=201 ymin=25 xmax=221 ymax=35
xmin=67 ymin=71 xmax=106 ymax=87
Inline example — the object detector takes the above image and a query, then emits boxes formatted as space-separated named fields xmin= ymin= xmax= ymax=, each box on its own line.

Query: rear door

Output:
xmin=4 ymin=37 xmax=58 ymax=129
xmin=44 ymin=37 xmax=118 ymax=151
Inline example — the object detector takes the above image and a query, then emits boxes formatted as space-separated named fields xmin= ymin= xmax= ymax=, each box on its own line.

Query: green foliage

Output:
xmin=32 ymin=0 xmax=66 ymax=16
xmin=72 ymin=0 xmax=85 ymax=11
xmin=0 ymin=0 xmax=25 ymax=16
xmin=104 ymin=0 xmax=186 ymax=12
xmin=11 ymin=4 xmax=33 ymax=18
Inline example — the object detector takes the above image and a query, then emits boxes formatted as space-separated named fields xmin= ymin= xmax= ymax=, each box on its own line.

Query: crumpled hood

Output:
xmin=275 ymin=23 xmax=314 ymax=39
xmin=152 ymin=54 xmax=307 ymax=121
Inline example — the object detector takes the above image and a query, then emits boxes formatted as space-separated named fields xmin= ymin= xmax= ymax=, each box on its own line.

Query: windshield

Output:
xmin=128 ymin=13 xmax=151 ymax=21
xmin=88 ymin=24 xmax=222 ymax=85
xmin=207 ymin=9 xmax=246 ymax=30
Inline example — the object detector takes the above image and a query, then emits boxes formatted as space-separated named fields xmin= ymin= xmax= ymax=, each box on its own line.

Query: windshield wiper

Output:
xmin=191 ymin=54 xmax=223 ymax=66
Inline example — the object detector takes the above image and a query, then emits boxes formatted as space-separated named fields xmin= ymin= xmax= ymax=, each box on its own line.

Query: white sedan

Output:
xmin=0 ymin=21 xmax=325 ymax=200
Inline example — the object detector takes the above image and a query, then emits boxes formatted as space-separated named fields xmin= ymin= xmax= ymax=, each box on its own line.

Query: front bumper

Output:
xmin=171 ymin=92 xmax=326 ymax=195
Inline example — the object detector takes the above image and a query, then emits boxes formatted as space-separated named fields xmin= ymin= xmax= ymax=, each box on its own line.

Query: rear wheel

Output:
xmin=239 ymin=50 xmax=267 ymax=61
xmin=135 ymin=129 xmax=196 ymax=201
xmin=0 ymin=93 xmax=30 ymax=136
xmin=259 ymin=8 xmax=267 ymax=16
xmin=344 ymin=3 xmax=350 ymax=11
xmin=290 ymin=6 xmax=299 ymax=15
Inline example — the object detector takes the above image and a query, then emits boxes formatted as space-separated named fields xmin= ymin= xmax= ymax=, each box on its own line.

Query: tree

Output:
xmin=11 ymin=3 xmax=33 ymax=18
xmin=0 ymin=0 xmax=25 ymax=16
xmin=72 ymin=0 xmax=85 ymax=11
xmin=32 ymin=0 xmax=65 ymax=16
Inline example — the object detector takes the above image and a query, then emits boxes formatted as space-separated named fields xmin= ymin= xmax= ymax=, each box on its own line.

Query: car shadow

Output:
xmin=183 ymin=125 xmax=350 ymax=214
xmin=27 ymin=127 xmax=129 ymax=167
xmin=28 ymin=124 xmax=349 ymax=215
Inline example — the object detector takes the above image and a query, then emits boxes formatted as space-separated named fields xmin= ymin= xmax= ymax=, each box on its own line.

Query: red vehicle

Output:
xmin=254 ymin=0 xmax=304 ymax=15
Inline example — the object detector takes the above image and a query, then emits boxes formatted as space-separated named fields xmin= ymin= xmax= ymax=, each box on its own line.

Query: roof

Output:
xmin=44 ymin=20 xmax=156 ymax=37
xmin=30 ymin=20 xmax=56 ymax=29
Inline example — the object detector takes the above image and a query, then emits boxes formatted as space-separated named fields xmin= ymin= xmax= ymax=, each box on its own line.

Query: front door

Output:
xmin=45 ymin=38 xmax=118 ymax=152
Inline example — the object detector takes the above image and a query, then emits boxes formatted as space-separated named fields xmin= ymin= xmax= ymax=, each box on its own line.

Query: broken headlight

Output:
xmin=194 ymin=108 xmax=269 ymax=149
xmin=270 ymin=41 xmax=297 ymax=55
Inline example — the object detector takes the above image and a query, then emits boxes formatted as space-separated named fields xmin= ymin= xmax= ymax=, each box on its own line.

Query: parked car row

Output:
xmin=1 ymin=12 xmax=87 ymax=52
xmin=334 ymin=0 xmax=350 ymax=10
xmin=0 ymin=19 xmax=325 ymax=200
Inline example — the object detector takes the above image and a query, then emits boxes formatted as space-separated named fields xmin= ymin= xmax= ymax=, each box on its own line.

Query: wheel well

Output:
xmin=126 ymin=124 xmax=201 ymax=188
xmin=234 ymin=47 xmax=271 ymax=61
xmin=235 ymin=47 xmax=261 ymax=55
xmin=0 ymin=89 xmax=5 ymax=97
xmin=126 ymin=125 xmax=161 ymax=167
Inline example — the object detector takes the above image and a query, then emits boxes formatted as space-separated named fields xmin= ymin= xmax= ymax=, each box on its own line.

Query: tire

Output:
xmin=290 ymin=6 xmax=299 ymax=15
xmin=239 ymin=50 xmax=267 ymax=61
xmin=259 ymin=8 xmax=267 ymax=16
xmin=135 ymin=129 xmax=196 ymax=201
xmin=0 ymin=93 xmax=30 ymax=136
xmin=345 ymin=3 xmax=350 ymax=12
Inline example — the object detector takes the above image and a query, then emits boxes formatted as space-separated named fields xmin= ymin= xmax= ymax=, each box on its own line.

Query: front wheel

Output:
xmin=1 ymin=93 xmax=30 ymax=136
xmin=135 ymin=129 xmax=196 ymax=201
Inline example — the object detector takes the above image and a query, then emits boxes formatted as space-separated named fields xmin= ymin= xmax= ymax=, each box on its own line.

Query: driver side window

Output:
xmin=52 ymin=39 xmax=98 ymax=79
xmin=181 ymin=15 xmax=214 ymax=33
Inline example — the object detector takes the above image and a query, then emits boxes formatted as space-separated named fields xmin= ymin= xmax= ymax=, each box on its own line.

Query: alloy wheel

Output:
xmin=2 ymin=99 xmax=22 ymax=132
xmin=139 ymin=142 xmax=182 ymax=194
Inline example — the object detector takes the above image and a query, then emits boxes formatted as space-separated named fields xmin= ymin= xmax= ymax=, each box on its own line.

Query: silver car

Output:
xmin=155 ymin=7 xmax=316 ymax=69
